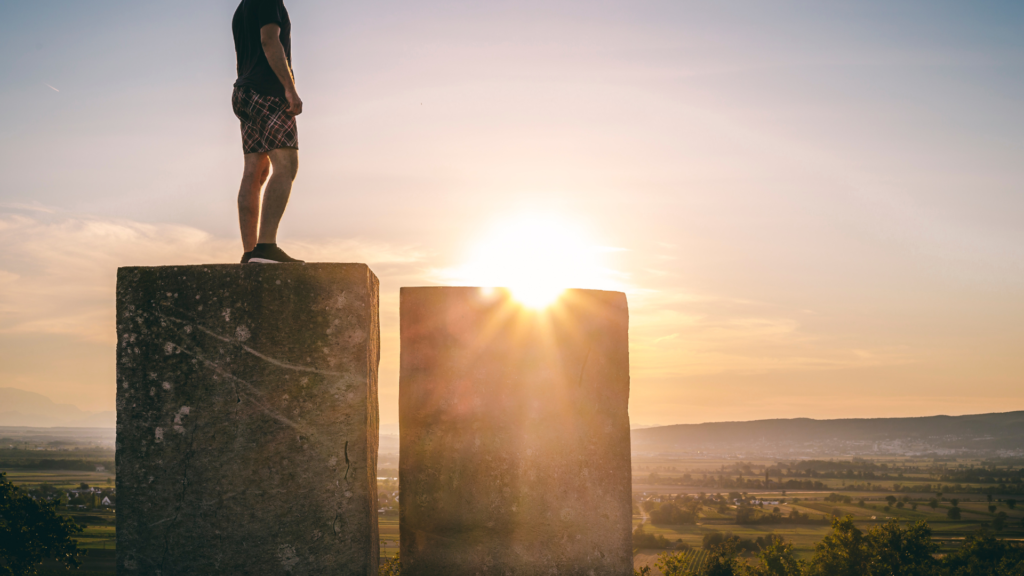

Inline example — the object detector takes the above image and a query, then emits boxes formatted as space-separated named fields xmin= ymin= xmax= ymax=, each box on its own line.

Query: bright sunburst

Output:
xmin=449 ymin=215 xmax=615 ymax=308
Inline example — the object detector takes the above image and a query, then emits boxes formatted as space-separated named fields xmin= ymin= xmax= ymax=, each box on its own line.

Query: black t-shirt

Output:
xmin=232 ymin=0 xmax=291 ymax=98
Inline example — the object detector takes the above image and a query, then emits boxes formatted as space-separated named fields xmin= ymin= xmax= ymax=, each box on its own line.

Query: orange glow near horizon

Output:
xmin=449 ymin=216 xmax=617 ymax=308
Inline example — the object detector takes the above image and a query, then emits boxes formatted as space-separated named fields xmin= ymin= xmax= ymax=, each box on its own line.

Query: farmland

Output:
xmin=7 ymin=426 xmax=1024 ymax=574
xmin=629 ymin=453 xmax=1024 ymax=574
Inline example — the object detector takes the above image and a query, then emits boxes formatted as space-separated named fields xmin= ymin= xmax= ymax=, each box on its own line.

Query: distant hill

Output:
xmin=630 ymin=412 xmax=1024 ymax=457
xmin=0 ymin=387 xmax=114 ymax=428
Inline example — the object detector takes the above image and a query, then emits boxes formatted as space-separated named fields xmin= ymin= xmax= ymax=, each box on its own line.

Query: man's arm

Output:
xmin=260 ymin=24 xmax=302 ymax=115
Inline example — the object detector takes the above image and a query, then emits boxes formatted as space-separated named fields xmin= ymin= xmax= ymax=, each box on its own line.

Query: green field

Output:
xmin=3 ymin=469 xmax=114 ymax=488
xmin=631 ymin=488 xmax=1024 ymax=574
xmin=7 ymin=451 xmax=1024 ymax=574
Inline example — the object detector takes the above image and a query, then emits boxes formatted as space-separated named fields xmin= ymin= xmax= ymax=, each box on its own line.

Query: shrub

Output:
xmin=378 ymin=553 xmax=400 ymax=576
xmin=650 ymin=502 xmax=697 ymax=525
xmin=994 ymin=512 xmax=1008 ymax=531
xmin=633 ymin=523 xmax=672 ymax=549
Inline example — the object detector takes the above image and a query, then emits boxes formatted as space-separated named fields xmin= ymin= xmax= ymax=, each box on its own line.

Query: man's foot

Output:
xmin=241 ymin=251 xmax=253 ymax=263
xmin=248 ymin=243 xmax=304 ymax=263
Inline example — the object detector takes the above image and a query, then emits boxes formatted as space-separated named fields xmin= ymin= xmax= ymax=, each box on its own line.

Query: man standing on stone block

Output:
xmin=232 ymin=0 xmax=304 ymax=263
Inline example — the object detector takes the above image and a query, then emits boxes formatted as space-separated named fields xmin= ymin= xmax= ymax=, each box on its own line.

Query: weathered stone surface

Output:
xmin=400 ymin=287 xmax=632 ymax=576
xmin=116 ymin=264 xmax=379 ymax=576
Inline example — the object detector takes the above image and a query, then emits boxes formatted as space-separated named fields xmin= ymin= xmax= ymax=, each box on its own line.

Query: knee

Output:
xmin=270 ymin=150 xmax=298 ymax=181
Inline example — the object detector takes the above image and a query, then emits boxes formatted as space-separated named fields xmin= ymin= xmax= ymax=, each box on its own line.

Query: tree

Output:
xmin=947 ymin=507 xmax=962 ymax=520
xmin=941 ymin=529 xmax=1024 ymax=575
xmin=866 ymin=519 xmax=938 ymax=576
xmin=993 ymin=512 xmax=1008 ymax=531
xmin=703 ymin=531 xmax=729 ymax=550
xmin=950 ymin=498 xmax=960 ymax=507
xmin=896 ymin=501 xmax=905 ymax=509
xmin=911 ymin=503 xmax=918 ymax=511
xmin=928 ymin=498 xmax=939 ymax=511
xmin=633 ymin=522 xmax=671 ymax=549
xmin=805 ymin=516 xmax=870 ymax=576
xmin=885 ymin=495 xmax=898 ymax=507
xmin=989 ymin=505 xmax=997 ymax=513
xmin=736 ymin=506 xmax=756 ymax=524
xmin=698 ymin=541 xmax=741 ymax=576
xmin=0 ymin=472 xmax=82 ymax=576
xmin=1007 ymin=499 xmax=1017 ymax=510
xmin=743 ymin=538 xmax=802 ymax=576
xmin=651 ymin=502 xmax=697 ymax=525
xmin=655 ymin=551 xmax=691 ymax=576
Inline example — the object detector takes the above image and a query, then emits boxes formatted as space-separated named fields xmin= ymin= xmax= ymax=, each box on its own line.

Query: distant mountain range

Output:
xmin=0 ymin=388 xmax=115 ymax=428
xmin=3 ymin=386 xmax=1021 ymax=459
xmin=631 ymin=412 xmax=1024 ymax=457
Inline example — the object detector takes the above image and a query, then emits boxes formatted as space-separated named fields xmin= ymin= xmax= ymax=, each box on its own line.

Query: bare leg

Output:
xmin=238 ymin=153 xmax=271 ymax=252
xmin=257 ymin=148 xmax=299 ymax=245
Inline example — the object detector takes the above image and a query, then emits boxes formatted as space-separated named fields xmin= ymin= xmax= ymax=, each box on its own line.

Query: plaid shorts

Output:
xmin=231 ymin=86 xmax=298 ymax=154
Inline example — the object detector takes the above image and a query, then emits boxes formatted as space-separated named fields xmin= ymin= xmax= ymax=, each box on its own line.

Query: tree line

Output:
xmin=644 ymin=517 xmax=1024 ymax=576
xmin=0 ymin=458 xmax=113 ymax=471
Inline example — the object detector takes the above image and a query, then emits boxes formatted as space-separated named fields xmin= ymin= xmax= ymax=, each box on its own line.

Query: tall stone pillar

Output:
xmin=116 ymin=264 xmax=379 ymax=576
xmin=400 ymin=287 xmax=632 ymax=576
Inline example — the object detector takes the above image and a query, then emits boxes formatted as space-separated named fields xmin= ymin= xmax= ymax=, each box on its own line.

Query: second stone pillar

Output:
xmin=400 ymin=287 xmax=633 ymax=576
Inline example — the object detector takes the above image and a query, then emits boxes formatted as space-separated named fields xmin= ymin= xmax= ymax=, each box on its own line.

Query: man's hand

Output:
xmin=260 ymin=24 xmax=301 ymax=115
xmin=284 ymin=87 xmax=303 ymax=116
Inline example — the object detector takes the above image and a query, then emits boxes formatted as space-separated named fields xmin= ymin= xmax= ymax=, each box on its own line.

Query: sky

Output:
xmin=1 ymin=0 xmax=1022 ymax=426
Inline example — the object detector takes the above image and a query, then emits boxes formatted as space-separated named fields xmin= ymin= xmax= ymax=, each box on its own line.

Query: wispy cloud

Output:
xmin=627 ymin=289 xmax=915 ymax=379
xmin=0 ymin=209 xmax=920 ymax=421
xmin=0 ymin=202 xmax=56 ymax=213
xmin=0 ymin=210 xmax=426 ymax=343
xmin=44 ymin=84 xmax=59 ymax=92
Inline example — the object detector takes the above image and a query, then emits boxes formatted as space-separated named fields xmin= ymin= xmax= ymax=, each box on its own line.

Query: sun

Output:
xmin=449 ymin=216 xmax=613 ymax=308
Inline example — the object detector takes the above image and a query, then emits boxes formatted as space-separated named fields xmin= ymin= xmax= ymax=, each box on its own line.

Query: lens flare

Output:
xmin=448 ymin=216 xmax=615 ymax=308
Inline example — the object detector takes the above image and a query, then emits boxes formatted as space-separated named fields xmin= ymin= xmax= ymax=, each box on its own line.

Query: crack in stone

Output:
xmin=344 ymin=440 xmax=351 ymax=483
xmin=158 ymin=310 xmax=343 ymax=376
xmin=168 ymin=340 xmax=313 ymax=436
